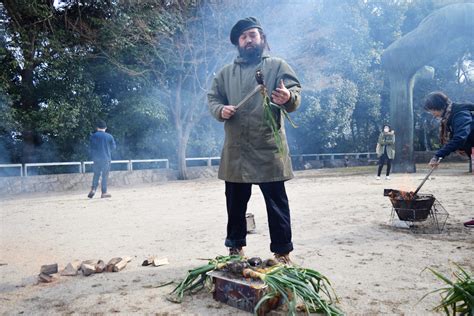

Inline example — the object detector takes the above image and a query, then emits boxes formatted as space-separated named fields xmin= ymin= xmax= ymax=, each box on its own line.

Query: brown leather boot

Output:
xmin=229 ymin=247 xmax=245 ymax=257
xmin=274 ymin=253 xmax=293 ymax=265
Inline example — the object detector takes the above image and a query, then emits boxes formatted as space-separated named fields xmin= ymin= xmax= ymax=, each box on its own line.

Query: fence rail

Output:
xmin=185 ymin=156 xmax=221 ymax=166
xmin=292 ymin=152 xmax=377 ymax=160
xmin=0 ymin=153 xmax=378 ymax=177
xmin=25 ymin=162 xmax=82 ymax=177
xmin=1 ymin=159 xmax=170 ymax=177
xmin=0 ymin=164 xmax=23 ymax=177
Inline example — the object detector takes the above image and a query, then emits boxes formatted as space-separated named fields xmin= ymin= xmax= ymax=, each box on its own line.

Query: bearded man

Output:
xmin=208 ymin=17 xmax=302 ymax=264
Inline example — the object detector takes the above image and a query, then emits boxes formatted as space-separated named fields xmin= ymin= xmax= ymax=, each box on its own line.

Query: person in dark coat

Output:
xmin=424 ymin=91 xmax=474 ymax=228
xmin=88 ymin=120 xmax=116 ymax=199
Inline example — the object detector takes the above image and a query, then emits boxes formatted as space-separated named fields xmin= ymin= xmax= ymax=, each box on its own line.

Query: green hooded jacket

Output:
xmin=208 ymin=55 xmax=301 ymax=183
xmin=376 ymin=131 xmax=396 ymax=159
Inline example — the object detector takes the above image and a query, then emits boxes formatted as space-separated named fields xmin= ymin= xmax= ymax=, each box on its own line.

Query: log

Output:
xmin=142 ymin=256 xmax=155 ymax=266
xmin=38 ymin=273 xmax=53 ymax=283
xmin=81 ymin=262 xmax=96 ymax=276
xmin=95 ymin=260 xmax=106 ymax=273
xmin=106 ymin=257 xmax=122 ymax=272
xmin=40 ymin=263 xmax=58 ymax=275
xmin=152 ymin=257 xmax=169 ymax=267
xmin=113 ymin=260 xmax=127 ymax=272
xmin=61 ymin=263 xmax=79 ymax=276
xmin=113 ymin=257 xmax=132 ymax=272
xmin=70 ymin=260 xmax=82 ymax=271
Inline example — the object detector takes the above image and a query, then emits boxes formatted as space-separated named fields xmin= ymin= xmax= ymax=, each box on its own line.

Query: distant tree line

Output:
xmin=0 ymin=0 xmax=473 ymax=178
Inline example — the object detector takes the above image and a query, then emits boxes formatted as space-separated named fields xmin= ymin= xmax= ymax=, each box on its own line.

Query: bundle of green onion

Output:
xmin=168 ymin=255 xmax=343 ymax=316
xmin=168 ymin=255 xmax=242 ymax=303
xmin=421 ymin=263 xmax=473 ymax=315
xmin=261 ymin=88 xmax=297 ymax=157
xmin=248 ymin=265 xmax=343 ymax=316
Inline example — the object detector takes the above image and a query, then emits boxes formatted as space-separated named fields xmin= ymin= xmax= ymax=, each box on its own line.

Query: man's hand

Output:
xmin=429 ymin=156 xmax=441 ymax=168
xmin=221 ymin=105 xmax=236 ymax=120
xmin=271 ymin=79 xmax=291 ymax=105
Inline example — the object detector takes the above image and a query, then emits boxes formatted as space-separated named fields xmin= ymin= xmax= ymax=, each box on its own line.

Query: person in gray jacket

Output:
xmin=208 ymin=17 xmax=301 ymax=264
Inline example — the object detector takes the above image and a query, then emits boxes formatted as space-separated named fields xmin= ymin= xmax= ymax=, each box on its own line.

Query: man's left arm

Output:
xmin=272 ymin=60 xmax=301 ymax=113
xmin=110 ymin=135 xmax=117 ymax=151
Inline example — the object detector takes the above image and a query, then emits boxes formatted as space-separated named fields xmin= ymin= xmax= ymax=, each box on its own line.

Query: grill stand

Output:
xmin=389 ymin=199 xmax=449 ymax=233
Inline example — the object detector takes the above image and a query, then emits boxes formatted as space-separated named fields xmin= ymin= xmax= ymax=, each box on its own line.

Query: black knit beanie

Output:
xmin=230 ymin=17 xmax=262 ymax=45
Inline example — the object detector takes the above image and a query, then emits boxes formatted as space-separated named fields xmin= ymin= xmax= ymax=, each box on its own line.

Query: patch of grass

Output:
xmin=421 ymin=263 xmax=474 ymax=315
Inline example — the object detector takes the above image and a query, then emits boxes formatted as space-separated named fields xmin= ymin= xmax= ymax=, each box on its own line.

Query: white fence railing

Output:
xmin=0 ymin=164 xmax=23 ymax=177
xmin=0 ymin=152 xmax=378 ymax=177
xmin=185 ymin=156 xmax=221 ymax=166
xmin=292 ymin=152 xmax=377 ymax=160
xmin=0 ymin=159 xmax=170 ymax=177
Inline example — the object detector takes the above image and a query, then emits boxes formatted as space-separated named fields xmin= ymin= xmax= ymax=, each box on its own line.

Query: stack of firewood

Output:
xmin=38 ymin=257 xmax=132 ymax=283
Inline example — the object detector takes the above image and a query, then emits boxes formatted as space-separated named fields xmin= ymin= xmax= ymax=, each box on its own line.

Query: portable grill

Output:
xmin=384 ymin=160 xmax=449 ymax=233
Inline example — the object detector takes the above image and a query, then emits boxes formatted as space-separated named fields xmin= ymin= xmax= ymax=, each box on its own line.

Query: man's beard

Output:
xmin=238 ymin=43 xmax=265 ymax=63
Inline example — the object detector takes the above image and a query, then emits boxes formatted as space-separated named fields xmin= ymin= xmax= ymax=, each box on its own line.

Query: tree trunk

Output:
xmin=389 ymin=73 xmax=416 ymax=173
xmin=177 ymin=133 xmax=188 ymax=180
xmin=173 ymin=76 xmax=188 ymax=181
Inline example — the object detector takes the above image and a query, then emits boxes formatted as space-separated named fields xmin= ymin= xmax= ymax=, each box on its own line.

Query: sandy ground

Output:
xmin=0 ymin=164 xmax=473 ymax=315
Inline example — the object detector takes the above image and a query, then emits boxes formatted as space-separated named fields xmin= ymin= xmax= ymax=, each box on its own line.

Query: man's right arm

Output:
xmin=207 ymin=70 xmax=228 ymax=122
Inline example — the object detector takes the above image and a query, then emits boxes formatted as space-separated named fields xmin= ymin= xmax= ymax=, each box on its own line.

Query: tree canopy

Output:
xmin=1 ymin=0 xmax=473 ymax=177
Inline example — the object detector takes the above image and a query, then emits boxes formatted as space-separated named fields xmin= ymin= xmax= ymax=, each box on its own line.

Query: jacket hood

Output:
xmin=234 ymin=54 xmax=270 ymax=65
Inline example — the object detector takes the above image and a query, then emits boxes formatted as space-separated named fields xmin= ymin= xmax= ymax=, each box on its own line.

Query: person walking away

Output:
xmin=376 ymin=125 xmax=395 ymax=180
xmin=424 ymin=91 xmax=474 ymax=228
xmin=88 ymin=120 xmax=116 ymax=199
xmin=208 ymin=17 xmax=302 ymax=264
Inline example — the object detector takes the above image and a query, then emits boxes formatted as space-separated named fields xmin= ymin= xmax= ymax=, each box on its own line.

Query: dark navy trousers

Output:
xmin=224 ymin=181 xmax=293 ymax=254
xmin=92 ymin=160 xmax=110 ymax=193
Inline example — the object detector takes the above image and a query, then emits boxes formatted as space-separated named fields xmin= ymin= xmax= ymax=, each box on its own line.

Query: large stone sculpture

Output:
xmin=382 ymin=3 xmax=474 ymax=172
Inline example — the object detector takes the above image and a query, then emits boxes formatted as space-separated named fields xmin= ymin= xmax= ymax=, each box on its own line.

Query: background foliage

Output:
xmin=1 ymin=0 xmax=473 ymax=175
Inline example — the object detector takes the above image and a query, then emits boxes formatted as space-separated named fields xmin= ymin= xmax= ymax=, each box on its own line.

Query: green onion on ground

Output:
xmin=250 ymin=266 xmax=343 ymax=316
xmin=420 ymin=263 xmax=474 ymax=315
xmin=168 ymin=255 xmax=242 ymax=303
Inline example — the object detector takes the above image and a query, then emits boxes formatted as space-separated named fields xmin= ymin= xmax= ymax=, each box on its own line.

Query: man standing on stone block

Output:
xmin=207 ymin=17 xmax=301 ymax=264
xmin=88 ymin=120 xmax=116 ymax=199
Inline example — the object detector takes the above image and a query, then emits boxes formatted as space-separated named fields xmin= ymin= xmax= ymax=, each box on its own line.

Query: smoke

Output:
xmin=2 ymin=0 xmax=472 ymax=168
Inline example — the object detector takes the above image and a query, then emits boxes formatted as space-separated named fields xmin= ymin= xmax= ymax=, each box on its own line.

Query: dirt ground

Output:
xmin=0 ymin=164 xmax=473 ymax=315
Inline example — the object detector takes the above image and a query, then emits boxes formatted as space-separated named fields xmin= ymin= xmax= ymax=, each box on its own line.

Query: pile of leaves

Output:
xmin=168 ymin=255 xmax=343 ymax=316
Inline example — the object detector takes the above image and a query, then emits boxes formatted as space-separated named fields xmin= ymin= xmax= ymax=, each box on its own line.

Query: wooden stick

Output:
xmin=234 ymin=85 xmax=263 ymax=110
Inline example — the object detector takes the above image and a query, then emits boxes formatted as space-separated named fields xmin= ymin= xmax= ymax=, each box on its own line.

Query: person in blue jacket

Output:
xmin=88 ymin=120 xmax=116 ymax=199
xmin=424 ymin=91 xmax=474 ymax=228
